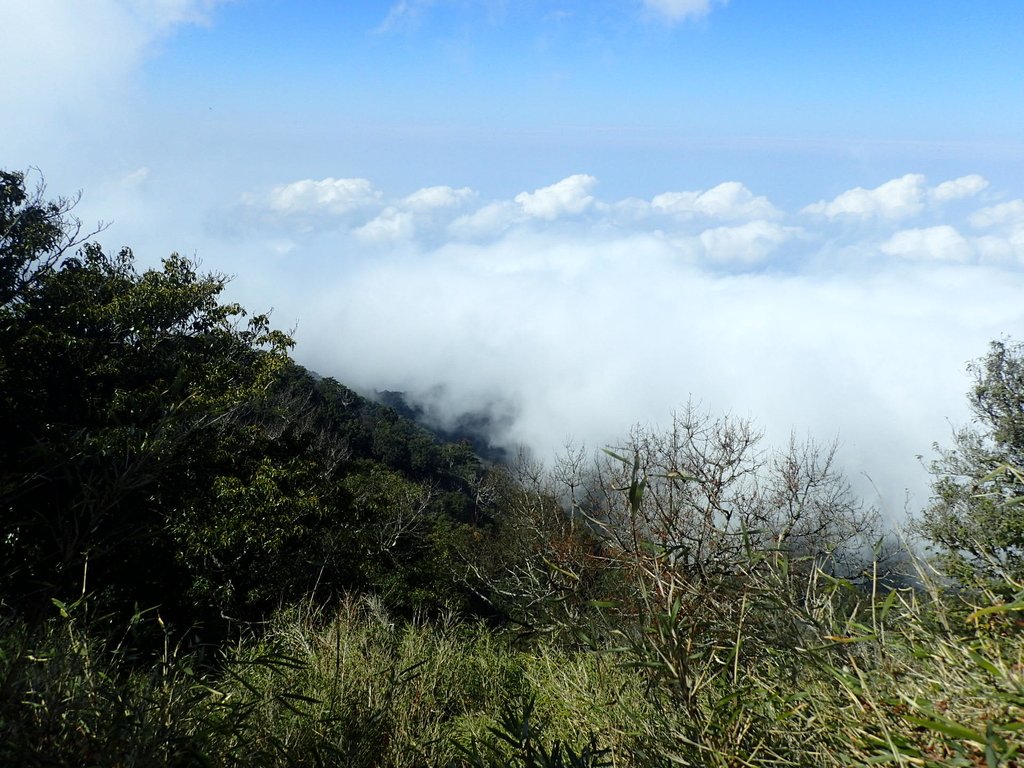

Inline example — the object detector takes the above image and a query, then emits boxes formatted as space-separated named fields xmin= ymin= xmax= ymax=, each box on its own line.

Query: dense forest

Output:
xmin=2 ymin=169 xmax=1023 ymax=766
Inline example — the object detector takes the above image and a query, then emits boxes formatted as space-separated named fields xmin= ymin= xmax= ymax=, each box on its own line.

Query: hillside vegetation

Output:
xmin=2 ymin=169 xmax=1023 ymax=766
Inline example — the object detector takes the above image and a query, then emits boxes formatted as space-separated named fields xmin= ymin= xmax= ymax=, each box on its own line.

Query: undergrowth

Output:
xmin=3 ymin=565 xmax=1022 ymax=767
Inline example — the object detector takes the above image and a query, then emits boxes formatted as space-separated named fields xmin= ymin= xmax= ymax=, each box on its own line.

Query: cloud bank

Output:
xmin=214 ymin=172 xmax=1024 ymax=520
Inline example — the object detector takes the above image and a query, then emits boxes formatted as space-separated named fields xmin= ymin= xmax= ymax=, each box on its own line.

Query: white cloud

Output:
xmin=643 ymin=0 xmax=727 ymax=23
xmin=930 ymin=174 xmax=989 ymax=202
xmin=266 ymin=177 xmax=381 ymax=215
xmin=448 ymin=201 xmax=520 ymax=239
xmin=697 ymin=221 xmax=796 ymax=264
xmin=652 ymin=182 xmax=780 ymax=221
xmin=232 ymin=172 xmax=1024 ymax=273
xmin=974 ymin=235 xmax=1024 ymax=264
xmin=0 ymin=0 xmax=225 ymax=154
xmin=970 ymin=200 xmax=1024 ymax=229
xmin=803 ymin=174 xmax=992 ymax=222
xmin=803 ymin=174 xmax=927 ymax=220
xmin=354 ymin=208 xmax=417 ymax=243
xmin=880 ymin=225 xmax=973 ymax=262
xmin=445 ymin=177 xmax=779 ymax=241
xmin=348 ymin=185 xmax=477 ymax=242
xmin=288 ymin=225 xmax=1024 ymax=522
xmin=515 ymin=174 xmax=597 ymax=220
xmin=968 ymin=201 xmax=1024 ymax=264
xmin=402 ymin=185 xmax=475 ymax=212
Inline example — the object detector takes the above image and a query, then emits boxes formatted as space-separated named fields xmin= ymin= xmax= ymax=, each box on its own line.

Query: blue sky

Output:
xmin=137 ymin=1 xmax=1024 ymax=201
xmin=4 ymin=0 xmax=1024 ymax=516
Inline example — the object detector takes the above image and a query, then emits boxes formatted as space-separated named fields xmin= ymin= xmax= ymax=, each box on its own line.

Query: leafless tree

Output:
xmin=576 ymin=402 xmax=881 ymax=584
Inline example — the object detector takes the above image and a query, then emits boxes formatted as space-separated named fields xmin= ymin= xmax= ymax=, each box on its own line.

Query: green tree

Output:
xmin=0 ymin=169 xmax=94 ymax=306
xmin=918 ymin=339 xmax=1024 ymax=583
xmin=1 ymin=168 xmax=488 ymax=629
xmin=0 ymin=170 xmax=293 ymax=622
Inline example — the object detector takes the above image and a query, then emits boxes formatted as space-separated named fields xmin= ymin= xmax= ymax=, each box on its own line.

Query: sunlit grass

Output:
xmin=3 ymin=562 xmax=1022 ymax=766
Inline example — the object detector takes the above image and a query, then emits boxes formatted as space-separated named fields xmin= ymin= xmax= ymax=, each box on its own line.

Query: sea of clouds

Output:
xmin=209 ymin=170 xmax=1024 ymax=521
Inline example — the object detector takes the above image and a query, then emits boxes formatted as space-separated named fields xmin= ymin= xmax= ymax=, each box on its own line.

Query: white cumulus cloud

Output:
xmin=402 ymin=185 xmax=475 ymax=212
xmin=653 ymin=181 xmax=780 ymax=221
xmin=697 ymin=221 xmax=797 ymax=264
xmin=232 ymin=172 xmax=1024 ymax=271
xmin=930 ymin=174 xmax=989 ymax=202
xmin=804 ymin=173 xmax=992 ymax=221
xmin=880 ymin=225 xmax=973 ymax=262
xmin=266 ymin=177 xmax=381 ymax=215
xmin=968 ymin=200 xmax=1024 ymax=264
xmin=803 ymin=174 xmax=927 ymax=220
xmin=515 ymin=174 xmax=598 ymax=220
xmin=448 ymin=201 xmax=520 ymax=239
xmin=970 ymin=200 xmax=1024 ymax=229
xmin=354 ymin=208 xmax=417 ymax=243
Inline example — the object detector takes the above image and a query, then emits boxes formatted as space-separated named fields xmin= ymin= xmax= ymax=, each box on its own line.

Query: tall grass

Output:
xmin=0 ymin=600 xmax=225 ymax=766
xmin=3 ymin=561 xmax=1022 ymax=766
xmin=206 ymin=596 xmax=650 ymax=765
xmin=0 ymin=596 xmax=649 ymax=766
xmin=574 ymin=545 xmax=1024 ymax=767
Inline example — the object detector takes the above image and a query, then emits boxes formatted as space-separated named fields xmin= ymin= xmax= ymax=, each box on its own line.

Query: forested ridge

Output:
xmin=3 ymin=169 xmax=1024 ymax=766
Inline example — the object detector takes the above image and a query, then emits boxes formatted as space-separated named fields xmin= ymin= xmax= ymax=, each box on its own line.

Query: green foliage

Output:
xmin=176 ymin=599 xmax=633 ymax=766
xmin=0 ymin=217 xmax=293 ymax=618
xmin=453 ymin=696 xmax=611 ymax=768
xmin=0 ymin=169 xmax=487 ymax=629
xmin=0 ymin=600 xmax=227 ymax=767
xmin=8 ymin=563 xmax=1024 ymax=767
xmin=0 ymin=169 xmax=86 ymax=306
xmin=919 ymin=339 xmax=1024 ymax=582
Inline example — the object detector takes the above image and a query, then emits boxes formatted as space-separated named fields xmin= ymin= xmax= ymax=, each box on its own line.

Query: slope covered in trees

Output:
xmin=0 ymin=170 xmax=492 ymax=635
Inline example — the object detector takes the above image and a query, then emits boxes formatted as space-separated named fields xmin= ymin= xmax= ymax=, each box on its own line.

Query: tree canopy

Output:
xmin=918 ymin=339 xmax=1024 ymax=583
xmin=0 ymin=170 xmax=487 ymax=631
